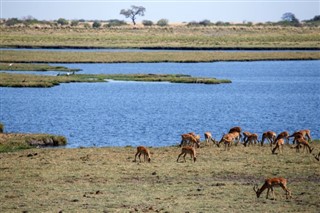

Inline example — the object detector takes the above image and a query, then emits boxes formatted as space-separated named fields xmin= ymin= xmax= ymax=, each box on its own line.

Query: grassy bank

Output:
xmin=0 ymin=142 xmax=319 ymax=212
xmin=1 ymin=26 xmax=319 ymax=49
xmin=0 ymin=63 xmax=80 ymax=72
xmin=0 ymin=73 xmax=231 ymax=87
xmin=1 ymin=50 xmax=320 ymax=64
xmin=0 ymin=133 xmax=67 ymax=153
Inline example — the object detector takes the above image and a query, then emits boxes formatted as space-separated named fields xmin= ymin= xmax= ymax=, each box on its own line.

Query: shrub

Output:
xmin=71 ymin=20 xmax=79 ymax=26
xmin=57 ymin=18 xmax=69 ymax=26
xmin=92 ymin=21 xmax=101 ymax=28
xmin=142 ymin=20 xmax=153 ymax=26
xmin=105 ymin=19 xmax=127 ymax=27
xmin=157 ymin=19 xmax=169 ymax=27
xmin=5 ymin=18 xmax=21 ymax=26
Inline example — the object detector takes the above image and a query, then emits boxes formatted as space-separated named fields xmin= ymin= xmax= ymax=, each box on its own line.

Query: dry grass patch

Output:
xmin=0 ymin=142 xmax=319 ymax=212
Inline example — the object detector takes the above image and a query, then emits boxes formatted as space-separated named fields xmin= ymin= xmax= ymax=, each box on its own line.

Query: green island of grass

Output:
xmin=0 ymin=73 xmax=231 ymax=88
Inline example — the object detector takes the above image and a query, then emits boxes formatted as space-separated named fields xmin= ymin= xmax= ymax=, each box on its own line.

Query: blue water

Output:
xmin=0 ymin=61 xmax=319 ymax=147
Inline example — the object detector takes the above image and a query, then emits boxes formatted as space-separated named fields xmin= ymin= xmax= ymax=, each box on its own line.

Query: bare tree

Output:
xmin=120 ymin=5 xmax=146 ymax=25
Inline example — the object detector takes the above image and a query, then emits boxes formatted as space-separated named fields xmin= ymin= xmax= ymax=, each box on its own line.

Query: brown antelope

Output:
xmin=134 ymin=146 xmax=151 ymax=163
xmin=293 ymin=135 xmax=313 ymax=153
xmin=244 ymin=133 xmax=259 ymax=147
xmin=289 ymin=129 xmax=312 ymax=143
xmin=272 ymin=138 xmax=285 ymax=154
xmin=177 ymin=146 xmax=196 ymax=163
xmin=253 ymin=177 xmax=292 ymax=200
xmin=218 ymin=133 xmax=237 ymax=150
xmin=229 ymin=126 xmax=242 ymax=133
xmin=204 ymin=132 xmax=216 ymax=146
xmin=242 ymin=131 xmax=251 ymax=143
xmin=180 ymin=132 xmax=200 ymax=148
xmin=261 ymin=131 xmax=276 ymax=146
xmin=273 ymin=131 xmax=289 ymax=145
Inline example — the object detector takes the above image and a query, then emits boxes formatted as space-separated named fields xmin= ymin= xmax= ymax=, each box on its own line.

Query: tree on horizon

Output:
xmin=120 ymin=5 xmax=146 ymax=25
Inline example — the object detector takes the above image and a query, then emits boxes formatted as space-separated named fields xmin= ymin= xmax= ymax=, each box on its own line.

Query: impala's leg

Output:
xmin=266 ymin=188 xmax=270 ymax=199
xmin=134 ymin=151 xmax=139 ymax=162
xmin=138 ymin=153 xmax=142 ymax=162
xmin=183 ymin=153 xmax=187 ymax=162
xmin=177 ymin=152 xmax=183 ymax=162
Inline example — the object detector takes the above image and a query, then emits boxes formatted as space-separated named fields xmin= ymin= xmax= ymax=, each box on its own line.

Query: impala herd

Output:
xmin=133 ymin=126 xmax=319 ymax=200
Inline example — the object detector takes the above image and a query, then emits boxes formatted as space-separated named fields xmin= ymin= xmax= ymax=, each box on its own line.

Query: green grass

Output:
xmin=1 ymin=26 xmax=319 ymax=49
xmin=1 ymin=50 xmax=319 ymax=64
xmin=0 ymin=142 xmax=319 ymax=212
xmin=0 ymin=63 xmax=80 ymax=72
xmin=0 ymin=133 xmax=67 ymax=153
xmin=0 ymin=73 xmax=231 ymax=87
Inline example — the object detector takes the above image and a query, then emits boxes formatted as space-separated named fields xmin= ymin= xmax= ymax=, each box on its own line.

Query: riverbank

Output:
xmin=1 ymin=26 xmax=319 ymax=49
xmin=0 ymin=143 xmax=319 ymax=212
xmin=1 ymin=50 xmax=319 ymax=63
xmin=0 ymin=133 xmax=67 ymax=152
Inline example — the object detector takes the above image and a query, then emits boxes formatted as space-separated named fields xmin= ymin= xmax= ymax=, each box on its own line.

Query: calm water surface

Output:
xmin=1 ymin=61 xmax=319 ymax=147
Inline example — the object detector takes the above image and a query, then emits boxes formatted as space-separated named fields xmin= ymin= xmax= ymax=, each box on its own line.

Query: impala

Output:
xmin=180 ymin=132 xmax=200 ymax=148
xmin=289 ymin=129 xmax=312 ymax=143
xmin=244 ymin=133 xmax=259 ymax=147
xmin=204 ymin=132 xmax=216 ymax=145
xmin=134 ymin=146 xmax=151 ymax=163
xmin=272 ymin=138 xmax=285 ymax=154
xmin=274 ymin=131 xmax=289 ymax=145
xmin=229 ymin=126 xmax=242 ymax=133
xmin=293 ymin=135 xmax=313 ymax=153
xmin=253 ymin=177 xmax=292 ymax=200
xmin=242 ymin=131 xmax=251 ymax=143
xmin=218 ymin=133 xmax=237 ymax=150
xmin=261 ymin=131 xmax=276 ymax=146
xmin=177 ymin=146 xmax=196 ymax=163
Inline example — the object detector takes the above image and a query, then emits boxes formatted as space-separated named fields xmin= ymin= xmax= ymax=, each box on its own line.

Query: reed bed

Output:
xmin=0 ymin=142 xmax=319 ymax=212
xmin=1 ymin=50 xmax=319 ymax=64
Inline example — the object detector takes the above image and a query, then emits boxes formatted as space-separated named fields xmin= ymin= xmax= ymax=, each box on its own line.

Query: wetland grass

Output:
xmin=0 ymin=63 xmax=80 ymax=72
xmin=1 ymin=50 xmax=320 ymax=63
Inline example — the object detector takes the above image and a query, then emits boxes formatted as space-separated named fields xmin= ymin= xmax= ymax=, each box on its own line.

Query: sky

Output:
xmin=1 ymin=0 xmax=319 ymax=23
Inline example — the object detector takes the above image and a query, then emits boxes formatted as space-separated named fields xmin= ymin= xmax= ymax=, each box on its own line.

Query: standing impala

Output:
xmin=204 ymin=132 xmax=216 ymax=146
xmin=289 ymin=129 xmax=312 ymax=143
xmin=253 ymin=177 xmax=292 ymax=200
xmin=134 ymin=146 xmax=151 ymax=163
xmin=180 ymin=132 xmax=200 ymax=148
xmin=271 ymin=138 xmax=285 ymax=154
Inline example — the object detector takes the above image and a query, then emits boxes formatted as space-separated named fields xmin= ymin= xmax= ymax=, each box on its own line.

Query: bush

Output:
xmin=157 ymin=19 xmax=169 ymax=27
xmin=105 ymin=19 xmax=127 ymax=27
xmin=92 ymin=21 xmax=101 ymax=28
xmin=57 ymin=18 xmax=69 ymax=26
xmin=5 ymin=18 xmax=22 ymax=26
xmin=199 ymin=19 xmax=212 ymax=26
xmin=71 ymin=20 xmax=79 ymax=26
xmin=142 ymin=20 xmax=153 ymax=26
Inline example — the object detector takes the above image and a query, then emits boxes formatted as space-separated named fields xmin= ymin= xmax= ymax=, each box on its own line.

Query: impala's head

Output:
xmin=147 ymin=157 xmax=151 ymax=163
xmin=253 ymin=184 xmax=261 ymax=198
xmin=193 ymin=156 xmax=197 ymax=162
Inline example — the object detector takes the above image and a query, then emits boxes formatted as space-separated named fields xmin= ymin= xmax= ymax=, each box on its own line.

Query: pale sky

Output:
xmin=1 ymin=0 xmax=319 ymax=23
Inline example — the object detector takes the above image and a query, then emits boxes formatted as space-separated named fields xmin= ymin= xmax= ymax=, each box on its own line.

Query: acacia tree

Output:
xmin=120 ymin=5 xmax=146 ymax=25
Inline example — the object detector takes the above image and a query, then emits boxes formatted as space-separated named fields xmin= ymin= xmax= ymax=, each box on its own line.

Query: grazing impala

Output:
xmin=253 ymin=177 xmax=292 ymax=200
xmin=218 ymin=133 xmax=237 ymax=150
xmin=293 ymin=135 xmax=313 ymax=153
xmin=134 ymin=146 xmax=151 ymax=163
xmin=180 ymin=132 xmax=200 ymax=148
xmin=177 ymin=146 xmax=196 ymax=163
xmin=244 ymin=133 xmax=259 ymax=147
xmin=272 ymin=138 xmax=285 ymax=154
xmin=204 ymin=132 xmax=216 ymax=146
xmin=274 ymin=131 xmax=289 ymax=145
xmin=289 ymin=129 xmax=312 ymax=143
xmin=261 ymin=131 xmax=276 ymax=146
